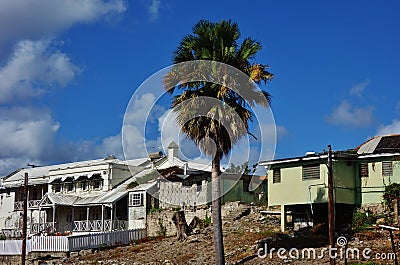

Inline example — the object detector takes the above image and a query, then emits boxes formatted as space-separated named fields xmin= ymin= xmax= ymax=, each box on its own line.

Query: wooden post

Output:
xmin=379 ymin=225 xmax=399 ymax=265
xmin=71 ymin=207 xmax=75 ymax=232
xmin=21 ymin=172 xmax=28 ymax=265
xmin=281 ymin=204 xmax=287 ymax=232
xmin=328 ymin=145 xmax=335 ymax=265
xmin=389 ymin=229 xmax=399 ymax=265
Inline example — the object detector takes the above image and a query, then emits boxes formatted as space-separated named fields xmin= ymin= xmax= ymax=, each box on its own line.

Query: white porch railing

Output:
xmin=30 ymin=222 xmax=57 ymax=234
xmin=72 ymin=220 xmax=127 ymax=232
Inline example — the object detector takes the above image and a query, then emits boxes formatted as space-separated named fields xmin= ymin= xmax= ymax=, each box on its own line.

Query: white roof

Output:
xmin=2 ymin=157 xmax=134 ymax=187
xmin=357 ymin=136 xmax=382 ymax=154
xmin=39 ymin=168 xmax=154 ymax=207
xmin=157 ymin=156 xmax=212 ymax=172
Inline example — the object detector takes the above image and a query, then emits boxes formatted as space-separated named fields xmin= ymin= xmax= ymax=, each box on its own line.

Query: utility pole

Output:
xmin=21 ymin=172 xmax=28 ymax=265
xmin=327 ymin=145 xmax=335 ymax=265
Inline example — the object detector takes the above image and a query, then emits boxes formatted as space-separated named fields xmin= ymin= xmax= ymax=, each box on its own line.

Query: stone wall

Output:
xmin=147 ymin=207 xmax=211 ymax=237
xmin=359 ymin=203 xmax=386 ymax=215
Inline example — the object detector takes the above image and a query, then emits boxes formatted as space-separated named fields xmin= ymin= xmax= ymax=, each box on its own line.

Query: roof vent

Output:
xmin=305 ymin=151 xmax=316 ymax=156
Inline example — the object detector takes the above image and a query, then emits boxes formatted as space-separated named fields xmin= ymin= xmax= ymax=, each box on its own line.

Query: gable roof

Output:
xmin=357 ymin=135 xmax=400 ymax=154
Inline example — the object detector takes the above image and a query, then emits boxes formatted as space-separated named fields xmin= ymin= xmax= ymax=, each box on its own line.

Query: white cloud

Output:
xmin=0 ymin=0 xmax=127 ymax=48
xmin=0 ymin=0 xmax=128 ymax=176
xmin=148 ymin=0 xmax=161 ymax=21
xmin=122 ymin=93 xmax=166 ymax=159
xmin=349 ymin=80 xmax=369 ymax=96
xmin=0 ymin=39 xmax=80 ymax=102
xmin=0 ymin=107 xmax=60 ymax=174
xmin=159 ymin=110 xmax=180 ymax=150
xmin=377 ymin=120 xmax=400 ymax=136
xmin=97 ymin=134 xmax=124 ymax=158
xmin=325 ymin=100 xmax=375 ymax=128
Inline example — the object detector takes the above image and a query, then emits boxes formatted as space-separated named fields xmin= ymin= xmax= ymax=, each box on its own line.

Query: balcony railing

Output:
xmin=28 ymin=200 xmax=41 ymax=208
xmin=71 ymin=220 xmax=127 ymax=232
xmin=14 ymin=201 xmax=23 ymax=211
xmin=14 ymin=200 xmax=42 ymax=211
xmin=30 ymin=222 xmax=57 ymax=234
xmin=1 ymin=228 xmax=22 ymax=238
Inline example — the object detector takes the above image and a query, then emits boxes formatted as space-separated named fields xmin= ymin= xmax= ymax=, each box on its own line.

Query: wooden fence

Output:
xmin=0 ymin=228 xmax=146 ymax=255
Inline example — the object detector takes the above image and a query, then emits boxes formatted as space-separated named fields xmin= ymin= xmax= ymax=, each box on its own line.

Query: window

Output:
xmin=65 ymin=183 xmax=74 ymax=192
xmin=80 ymin=181 xmax=87 ymax=191
xmin=302 ymin=164 xmax=320 ymax=180
xmin=129 ymin=193 xmax=143 ymax=206
xmin=382 ymin=161 xmax=393 ymax=177
xmin=360 ymin=164 xmax=369 ymax=178
xmin=54 ymin=184 xmax=62 ymax=193
xmin=273 ymin=168 xmax=281 ymax=183
xmin=93 ymin=180 xmax=102 ymax=190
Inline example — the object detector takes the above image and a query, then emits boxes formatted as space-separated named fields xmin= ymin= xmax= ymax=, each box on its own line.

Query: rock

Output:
xmin=189 ymin=237 xmax=200 ymax=243
xmin=376 ymin=218 xmax=386 ymax=225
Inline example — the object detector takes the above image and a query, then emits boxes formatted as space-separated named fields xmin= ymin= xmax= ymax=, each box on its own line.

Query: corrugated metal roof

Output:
xmin=357 ymin=134 xmax=400 ymax=154
xmin=40 ymin=168 xmax=155 ymax=207
xmin=45 ymin=193 xmax=79 ymax=206
xmin=357 ymin=136 xmax=381 ymax=154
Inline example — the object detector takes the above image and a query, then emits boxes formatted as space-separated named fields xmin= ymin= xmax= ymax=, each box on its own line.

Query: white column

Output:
xmin=38 ymin=207 xmax=41 ymax=233
xmin=30 ymin=210 xmax=33 ymax=233
xmin=281 ymin=204 xmax=287 ymax=232
xmin=101 ymin=205 xmax=104 ymax=231
xmin=86 ymin=206 xmax=90 ymax=231
xmin=52 ymin=205 xmax=56 ymax=232
xmin=110 ymin=205 xmax=113 ymax=231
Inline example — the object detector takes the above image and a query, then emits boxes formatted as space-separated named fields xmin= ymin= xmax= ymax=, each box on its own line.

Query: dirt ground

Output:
xmin=54 ymin=206 xmax=400 ymax=265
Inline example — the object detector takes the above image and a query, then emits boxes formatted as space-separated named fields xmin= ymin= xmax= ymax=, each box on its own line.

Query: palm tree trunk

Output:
xmin=212 ymin=156 xmax=225 ymax=264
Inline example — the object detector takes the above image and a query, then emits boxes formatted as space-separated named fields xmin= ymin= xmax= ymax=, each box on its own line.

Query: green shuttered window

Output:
xmin=302 ymin=164 xmax=320 ymax=180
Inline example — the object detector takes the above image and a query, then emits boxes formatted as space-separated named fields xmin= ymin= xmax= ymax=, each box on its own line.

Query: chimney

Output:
xmin=168 ymin=141 xmax=179 ymax=162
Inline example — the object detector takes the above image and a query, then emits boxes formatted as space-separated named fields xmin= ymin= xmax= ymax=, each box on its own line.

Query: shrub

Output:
xmin=156 ymin=217 xmax=167 ymax=237
xmin=384 ymin=183 xmax=400 ymax=211
xmin=351 ymin=209 xmax=377 ymax=232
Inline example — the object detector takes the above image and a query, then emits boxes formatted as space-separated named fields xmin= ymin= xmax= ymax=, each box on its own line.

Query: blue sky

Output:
xmin=0 ymin=0 xmax=399 ymax=175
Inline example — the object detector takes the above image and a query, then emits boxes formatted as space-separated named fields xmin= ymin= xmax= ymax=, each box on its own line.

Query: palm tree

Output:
xmin=164 ymin=19 xmax=273 ymax=264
